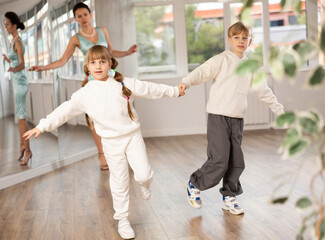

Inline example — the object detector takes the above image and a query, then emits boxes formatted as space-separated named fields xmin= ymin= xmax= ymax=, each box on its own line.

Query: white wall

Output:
xmin=272 ymin=69 xmax=325 ymax=117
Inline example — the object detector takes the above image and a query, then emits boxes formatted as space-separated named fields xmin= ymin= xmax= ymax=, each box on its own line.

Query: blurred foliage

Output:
xmin=237 ymin=0 xmax=325 ymax=239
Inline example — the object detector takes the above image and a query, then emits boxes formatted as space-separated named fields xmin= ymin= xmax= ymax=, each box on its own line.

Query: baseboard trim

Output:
xmin=0 ymin=147 xmax=97 ymax=190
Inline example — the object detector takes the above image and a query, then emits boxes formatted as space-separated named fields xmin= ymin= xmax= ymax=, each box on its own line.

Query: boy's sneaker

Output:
xmin=185 ymin=180 xmax=202 ymax=209
xmin=222 ymin=196 xmax=244 ymax=215
xmin=140 ymin=185 xmax=151 ymax=200
xmin=118 ymin=218 xmax=135 ymax=239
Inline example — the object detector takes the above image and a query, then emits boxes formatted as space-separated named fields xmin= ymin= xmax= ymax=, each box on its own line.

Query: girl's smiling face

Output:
xmin=88 ymin=58 xmax=110 ymax=81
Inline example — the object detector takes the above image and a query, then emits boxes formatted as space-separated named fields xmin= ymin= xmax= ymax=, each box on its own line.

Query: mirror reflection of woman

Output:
xmin=2 ymin=12 xmax=32 ymax=165
xmin=29 ymin=2 xmax=138 ymax=171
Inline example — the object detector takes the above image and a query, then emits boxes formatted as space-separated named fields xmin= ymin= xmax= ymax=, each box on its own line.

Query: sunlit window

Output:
xmin=134 ymin=5 xmax=176 ymax=76
xmin=318 ymin=0 xmax=324 ymax=65
xmin=27 ymin=27 xmax=36 ymax=80
xmin=42 ymin=17 xmax=50 ymax=79
xmin=0 ymin=27 xmax=10 ymax=80
xmin=269 ymin=0 xmax=307 ymax=46
xmin=70 ymin=22 xmax=78 ymax=75
xmin=185 ymin=2 xmax=225 ymax=72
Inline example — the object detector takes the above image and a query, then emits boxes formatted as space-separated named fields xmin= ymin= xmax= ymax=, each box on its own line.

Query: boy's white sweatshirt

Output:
xmin=36 ymin=77 xmax=179 ymax=138
xmin=182 ymin=50 xmax=284 ymax=118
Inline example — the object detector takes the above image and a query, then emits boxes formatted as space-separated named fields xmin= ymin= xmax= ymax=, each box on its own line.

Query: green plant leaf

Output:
xmin=276 ymin=112 xmax=296 ymax=127
xmin=272 ymin=196 xmax=288 ymax=204
xmin=239 ymin=8 xmax=253 ymax=25
xmin=296 ymin=225 xmax=306 ymax=240
xmin=322 ymin=153 xmax=325 ymax=165
xmin=320 ymin=22 xmax=325 ymax=53
xmin=243 ymin=0 xmax=254 ymax=9
xmin=270 ymin=46 xmax=280 ymax=60
xmin=320 ymin=219 xmax=325 ymax=240
xmin=282 ymin=52 xmax=297 ymax=77
xmin=282 ymin=128 xmax=300 ymax=148
xmin=299 ymin=117 xmax=319 ymax=134
xmin=295 ymin=0 xmax=302 ymax=15
xmin=270 ymin=58 xmax=284 ymax=81
xmin=310 ymin=110 xmax=321 ymax=123
xmin=296 ymin=197 xmax=312 ymax=209
xmin=280 ymin=0 xmax=286 ymax=8
xmin=309 ymin=66 xmax=325 ymax=87
xmin=236 ymin=59 xmax=260 ymax=76
xmin=289 ymin=139 xmax=307 ymax=156
xmin=293 ymin=40 xmax=317 ymax=62
xmin=251 ymin=71 xmax=267 ymax=88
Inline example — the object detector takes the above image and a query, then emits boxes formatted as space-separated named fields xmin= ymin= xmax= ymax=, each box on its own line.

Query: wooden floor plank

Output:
xmin=0 ymin=129 xmax=316 ymax=240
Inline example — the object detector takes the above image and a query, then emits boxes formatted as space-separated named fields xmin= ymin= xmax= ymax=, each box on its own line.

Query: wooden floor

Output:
xmin=0 ymin=129 xmax=314 ymax=240
xmin=0 ymin=116 xmax=95 ymax=178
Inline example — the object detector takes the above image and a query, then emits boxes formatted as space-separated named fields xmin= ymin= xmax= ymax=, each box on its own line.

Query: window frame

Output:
xmin=133 ymin=0 xmax=318 ymax=80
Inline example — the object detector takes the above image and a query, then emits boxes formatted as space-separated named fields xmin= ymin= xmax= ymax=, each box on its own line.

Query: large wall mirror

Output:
xmin=0 ymin=0 xmax=97 ymax=189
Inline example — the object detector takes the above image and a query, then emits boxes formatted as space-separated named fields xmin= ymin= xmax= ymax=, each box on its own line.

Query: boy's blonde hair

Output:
xmin=82 ymin=45 xmax=134 ymax=129
xmin=228 ymin=22 xmax=252 ymax=38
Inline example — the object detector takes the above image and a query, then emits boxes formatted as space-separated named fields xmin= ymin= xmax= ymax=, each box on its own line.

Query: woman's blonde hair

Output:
xmin=81 ymin=45 xmax=134 ymax=130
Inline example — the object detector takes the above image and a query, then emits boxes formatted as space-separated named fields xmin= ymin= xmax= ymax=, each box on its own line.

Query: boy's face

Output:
xmin=228 ymin=32 xmax=252 ymax=57
xmin=88 ymin=58 xmax=110 ymax=81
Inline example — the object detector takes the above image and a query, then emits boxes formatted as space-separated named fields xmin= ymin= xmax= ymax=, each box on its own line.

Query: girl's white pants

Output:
xmin=101 ymin=130 xmax=153 ymax=220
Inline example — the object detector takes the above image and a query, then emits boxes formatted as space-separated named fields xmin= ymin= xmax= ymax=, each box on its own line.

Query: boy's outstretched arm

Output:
xmin=23 ymin=128 xmax=42 ymax=140
xmin=254 ymin=80 xmax=284 ymax=116
xmin=181 ymin=56 xmax=221 ymax=89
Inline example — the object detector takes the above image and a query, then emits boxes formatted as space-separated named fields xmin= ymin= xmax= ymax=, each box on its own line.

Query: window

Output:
xmin=27 ymin=27 xmax=36 ymax=80
xmin=269 ymin=0 xmax=307 ymax=46
xmin=70 ymin=22 xmax=78 ymax=75
xmin=21 ymin=32 xmax=29 ymax=72
xmin=185 ymin=3 xmax=225 ymax=72
xmin=37 ymin=22 xmax=44 ymax=66
xmin=318 ymin=0 xmax=324 ymax=65
xmin=134 ymin=5 xmax=176 ymax=76
xmin=0 ymin=26 xmax=10 ymax=80
xmin=42 ymin=16 xmax=50 ymax=79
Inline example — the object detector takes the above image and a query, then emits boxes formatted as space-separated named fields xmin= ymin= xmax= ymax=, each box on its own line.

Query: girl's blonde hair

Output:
xmin=81 ymin=45 xmax=134 ymax=130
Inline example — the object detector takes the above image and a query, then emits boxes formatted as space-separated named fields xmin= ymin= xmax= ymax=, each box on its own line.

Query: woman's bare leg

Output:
xmin=18 ymin=119 xmax=32 ymax=165
xmin=92 ymin=128 xmax=109 ymax=170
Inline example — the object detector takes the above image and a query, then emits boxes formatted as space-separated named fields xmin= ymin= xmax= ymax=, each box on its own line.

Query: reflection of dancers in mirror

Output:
xmin=24 ymin=45 xmax=184 ymax=239
xmin=2 ymin=12 xmax=32 ymax=165
xmin=28 ymin=2 xmax=138 ymax=171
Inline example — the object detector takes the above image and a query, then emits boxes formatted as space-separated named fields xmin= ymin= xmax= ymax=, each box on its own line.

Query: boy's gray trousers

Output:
xmin=190 ymin=113 xmax=245 ymax=197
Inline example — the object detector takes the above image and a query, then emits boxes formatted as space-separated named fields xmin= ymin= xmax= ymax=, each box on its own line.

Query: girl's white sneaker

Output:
xmin=118 ymin=218 xmax=135 ymax=239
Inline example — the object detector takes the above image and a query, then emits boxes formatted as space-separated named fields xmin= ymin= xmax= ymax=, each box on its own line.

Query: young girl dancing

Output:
xmin=23 ymin=45 xmax=184 ymax=239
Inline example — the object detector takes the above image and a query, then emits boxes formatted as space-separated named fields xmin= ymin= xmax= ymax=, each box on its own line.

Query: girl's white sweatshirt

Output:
xmin=36 ymin=77 xmax=179 ymax=139
xmin=182 ymin=50 xmax=284 ymax=118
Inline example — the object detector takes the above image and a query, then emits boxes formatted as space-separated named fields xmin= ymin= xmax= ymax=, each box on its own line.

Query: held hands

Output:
xmin=127 ymin=44 xmax=138 ymax=56
xmin=23 ymin=128 xmax=42 ymax=140
xmin=178 ymin=83 xmax=187 ymax=97
xmin=28 ymin=65 xmax=44 ymax=72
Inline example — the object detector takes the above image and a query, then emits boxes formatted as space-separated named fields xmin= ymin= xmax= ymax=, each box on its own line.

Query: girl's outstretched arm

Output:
xmin=126 ymin=78 xmax=180 ymax=99
xmin=23 ymin=128 xmax=42 ymax=140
